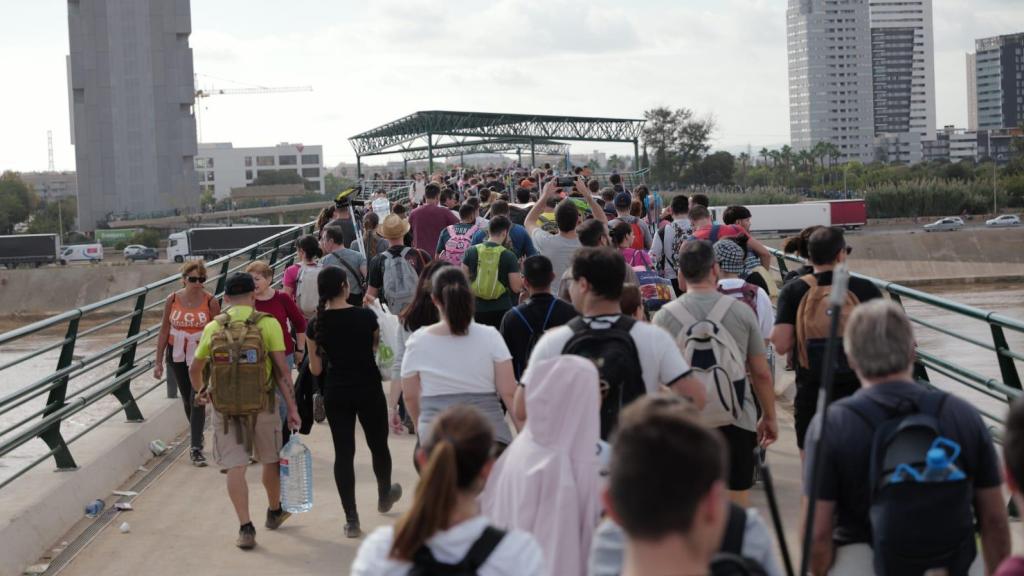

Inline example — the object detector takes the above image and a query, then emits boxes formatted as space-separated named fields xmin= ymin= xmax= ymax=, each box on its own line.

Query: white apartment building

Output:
xmin=195 ymin=143 xmax=324 ymax=199
xmin=869 ymin=0 xmax=936 ymax=141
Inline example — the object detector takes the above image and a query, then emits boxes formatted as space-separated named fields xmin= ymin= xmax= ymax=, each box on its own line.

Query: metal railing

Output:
xmin=771 ymin=248 xmax=1023 ymax=430
xmin=0 ymin=223 xmax=314 ymax=490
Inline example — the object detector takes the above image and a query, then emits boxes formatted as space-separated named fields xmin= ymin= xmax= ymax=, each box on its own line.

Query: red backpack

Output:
xmin=717 ymin=282 xmax=759 ymax=313
xmin=628 ymin=221 xmax=646 ymax=250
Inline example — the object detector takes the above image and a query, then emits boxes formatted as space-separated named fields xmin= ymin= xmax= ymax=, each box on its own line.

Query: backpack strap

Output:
xmin=610 ymin=314 xmax=637 ymax=334
xmin=720 ymin=503 xmax=747 ymax=556
xmin=710 ymin=223 xmax=721 ymax=243
xmin=461 ymin=526 xmax=506 ymax=571
xmin=511 ymin=306 xmax=533 ymax=336
xmin=541 ymin=298 xmax=558 ymax=331
xmin=333 ymin=250 xmax=366 ymax=289
xmin=706 ymin=293 xmax=737 ymax=325
xmin=663 ymin=299 xmax=700 ymax=331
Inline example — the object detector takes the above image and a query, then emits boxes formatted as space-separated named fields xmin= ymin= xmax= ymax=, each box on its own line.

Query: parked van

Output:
xmin=59 ymin=244 xmax=104 ymax=264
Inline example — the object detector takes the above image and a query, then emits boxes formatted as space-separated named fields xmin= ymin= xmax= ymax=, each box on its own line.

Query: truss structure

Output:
xmin=347 ymin=110 xmax=645 ymax=174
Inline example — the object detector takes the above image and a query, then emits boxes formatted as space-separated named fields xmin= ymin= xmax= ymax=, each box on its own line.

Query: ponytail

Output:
xmin=314 ymin=267 xmax=349 ymax=349
xmin=363 ymin=212 xmax=381 ymax=259
xmin=431 ymin=267 xmax=473 ymax=336
xmin=314 ymin=297 xmax=327 ymax=358
xmin=390 ymin=406 xmax=494 ymax=561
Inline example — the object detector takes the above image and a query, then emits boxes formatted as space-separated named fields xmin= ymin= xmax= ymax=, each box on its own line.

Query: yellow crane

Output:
xmin=192 ymin=77 xmax=313 ymax=141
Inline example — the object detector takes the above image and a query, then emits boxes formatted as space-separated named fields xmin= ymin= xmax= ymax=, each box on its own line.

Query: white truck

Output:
xmin=710 ymin=203 xmax=831 ymax=234
xmin=167 ymin=225 xmax=296 ymax=262
xmin=59 ymin=243 xmax=104 ymax=264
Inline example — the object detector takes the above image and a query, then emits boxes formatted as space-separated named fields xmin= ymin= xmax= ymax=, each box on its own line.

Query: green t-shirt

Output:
xmin=463 ymin=241 xmax=520 ymax=313
xmin=194 ymin=305 xmax=285 ymax=383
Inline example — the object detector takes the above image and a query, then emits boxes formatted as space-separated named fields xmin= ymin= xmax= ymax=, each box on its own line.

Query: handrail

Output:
xmin=770 ymin=247 xmax=1023 ymax=427
xmin=0 ymin=221 xmax=314 ymax=489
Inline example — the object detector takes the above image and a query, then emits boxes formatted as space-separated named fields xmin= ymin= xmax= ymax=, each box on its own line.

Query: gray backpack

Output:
xmin=382 ymin=248 xmax=418 ymax=314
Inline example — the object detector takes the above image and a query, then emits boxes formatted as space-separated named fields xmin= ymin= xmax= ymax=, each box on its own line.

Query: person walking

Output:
xmin=362 ymin=212 xmax=390 ymax=260
xmin=246 ymin=261 xmax=308 ymax=445
xmin=525 ymin=178 xmax=605 ymax=296
xmin=463 ymin=215 xmax=523 ymax=329
xmin=154 ymin=260 xmax=220 ymax=467
xmin=610 ymin=221 xmax=654 ymax=271
xmin=408 ymin=182 xmax=458 ymax=255
xmin=364 ymin=214 xmax=431 ymax=315
xmin=188 ymin=273 xmax=301 ymax=550
xmin=482 ymin=356 xmax=602 ymax=576
xmin=282 ymin=235 xmax=322 ymax=306
xmin=305 ymin=266 xmax=402 ymax=539
xmin=401 ymin=267 xmax=519 ymax=453
xmin=650 ymin=194 xmax=692 ymax=295
xmin=351 ymin=406 xmax=543 ymax=575
xmin=321 ymin=224 xmax=368 ymax=308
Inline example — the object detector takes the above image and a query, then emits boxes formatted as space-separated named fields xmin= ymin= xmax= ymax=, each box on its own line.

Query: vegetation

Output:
xmin=26 ymin=196 xmax=77 ymax=237
xmin=0 ymin=171 xmax=36 ymax=234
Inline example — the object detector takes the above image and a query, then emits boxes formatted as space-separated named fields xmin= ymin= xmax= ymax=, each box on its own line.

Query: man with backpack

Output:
xmin=188 ymin=273 xmax=301 ymax=550
xmin=436 ymin=203 xmax=481 ymax=264
xmin=714 ymin=240 xmax=773 ymax=341
xmin=608 ymin=192 xmax=652 ymax=251
xmin=650 ymin=194 xmax=692 ymax=296
xmin=321 ymin=224 xmax=368 ymax=308
xmin=803 ymin=300 xmax=1009 ymax=575
xmin=462 ymin=215 xmax=523 ymax=328
xmin=471 ymin=199 xmax=538 ymax=259
xmin=499 ymin=255 xmax=577 ymax=380
xmin=364 ymin=214 xmax=430 ymax=315
xmin=516 ymin=247 xmax=704 ymax=439
xmin=770 ymin=226 xmax=883 ymax=452
xmin=654 ymin=240 xmax=777 ymax=506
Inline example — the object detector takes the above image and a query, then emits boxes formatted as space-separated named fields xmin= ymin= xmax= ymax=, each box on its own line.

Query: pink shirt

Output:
xmin=282 ymin=264 xmax=301 ymax=293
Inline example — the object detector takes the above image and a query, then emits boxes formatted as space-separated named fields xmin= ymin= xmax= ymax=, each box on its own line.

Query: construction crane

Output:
xmin=192 ymin=80 xmax=313 ymax=141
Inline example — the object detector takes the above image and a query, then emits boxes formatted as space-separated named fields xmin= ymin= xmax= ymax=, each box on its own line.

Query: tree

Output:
xmin=606 ymin=155 xmax=627 ymax=171
xmin=686 ymin=151 xmax=736 ymax=185
xmin=27 ymin=196 xmax=77 ymax=238
xmin=641 ymin=106 xmax=715 ymax=187
xmin=324 ymin=173 xmax=356 ymax=199
xmin=0 ymin=172 xmax=37 ymax=234
xmin=199 ymin=189 xmax=215 ymax=211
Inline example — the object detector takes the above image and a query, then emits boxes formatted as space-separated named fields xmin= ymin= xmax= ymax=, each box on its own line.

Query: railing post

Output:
xmin=214 ymin=259 xmax=231 ymax=298
xmin=268 ymin=236 xmax=282 ymax=267
xmin=775 ymin=253 xmax=789 ymax=276
xmin=39 ymin=318 xmax=81 ymax=470
xmin=991 ymin=324 xmax=1022 ymax=397
xmin=111 ymin=293 xmax=146 ymax=422
xmin=890 ymin=292 xmax=933 ymax=385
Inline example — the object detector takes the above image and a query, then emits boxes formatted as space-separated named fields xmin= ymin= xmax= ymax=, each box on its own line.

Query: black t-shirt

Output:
xmin=499 ymin=293 xmax=578 ymax=380
xmin=775 ymin=270 xmax=883 ymax=385
xmin=306 ymin=307 xmax=380 ymax=387
xmin=367 ymin=245 xmax=431 ymax=302
xmin=803 ymin=381 xmax=1002 ymax=545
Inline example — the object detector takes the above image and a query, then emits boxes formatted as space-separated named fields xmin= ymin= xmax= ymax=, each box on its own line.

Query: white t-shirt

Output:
xmin=522 ymin=315 xmax=691 ymax=394
xmin=401 ymin=322 xmax=513 ymax=396
xmin=718 ymin=278 xmax=774 ymax=340
xmin=352 ymin=516 xmax=543 ymax=576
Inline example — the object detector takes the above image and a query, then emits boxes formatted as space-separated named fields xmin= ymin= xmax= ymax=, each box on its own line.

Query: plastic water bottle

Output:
xmin=921 ymin=447 xmax=966 ymax=482
xmin=279 ymin=435 xmax=313 ymax=513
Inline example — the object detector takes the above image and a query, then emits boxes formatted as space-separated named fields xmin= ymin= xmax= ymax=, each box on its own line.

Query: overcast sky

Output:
xmin=1 ymin=0 xmax=1020 ymax=172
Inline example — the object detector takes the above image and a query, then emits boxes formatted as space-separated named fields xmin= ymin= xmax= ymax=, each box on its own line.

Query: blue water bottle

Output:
xmin=921 ymin=437 xmax=966 ymax=482
xmin=280 ymin=435 xmax=314 ymax=513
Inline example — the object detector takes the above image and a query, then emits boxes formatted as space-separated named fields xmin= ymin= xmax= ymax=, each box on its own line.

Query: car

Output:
xmin=125 ymin=246 xmax=159 ymax=261
xmin=123 ymin=244 xmax=147 ymax=257
xmin=985 ymin=214 xmax=1021 ymax=227
xmin=923 ymin=217 xmax=964 ymax=232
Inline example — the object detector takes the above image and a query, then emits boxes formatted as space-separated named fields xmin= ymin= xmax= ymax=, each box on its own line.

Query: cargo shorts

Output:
xmin=212 ymin=399 xmax=282 ymax=470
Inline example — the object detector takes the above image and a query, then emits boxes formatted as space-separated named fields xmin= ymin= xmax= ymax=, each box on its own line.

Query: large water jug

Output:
xmin=280 ymin=435 xmax=313 ymax=513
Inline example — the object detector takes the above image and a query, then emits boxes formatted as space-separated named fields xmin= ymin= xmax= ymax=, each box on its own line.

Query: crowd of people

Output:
xmin=151 ymin=166 xmax=1023 ymax=575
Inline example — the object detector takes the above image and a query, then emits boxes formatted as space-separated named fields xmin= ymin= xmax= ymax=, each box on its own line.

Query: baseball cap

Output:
xmin=613 ymin=192 xmax=632 ymax=209
xmin=224 ymin=272 xmax=256 ymax=296
xmin=713 ymin=240 xmax=746 ymax=275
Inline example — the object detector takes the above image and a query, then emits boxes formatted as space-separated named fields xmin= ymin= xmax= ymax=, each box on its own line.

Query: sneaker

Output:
xmin=236 ymin=523 xmax=256 ymax=550
xmin=378 ymin=483 xmax=403 ymax=514
xmin=265 ymin=506 xmax=291 ymax=530
xmin=344 ymin=520 xmax=361 ymax=539
xmin=190 ymin=449 xmax=208 ymax=468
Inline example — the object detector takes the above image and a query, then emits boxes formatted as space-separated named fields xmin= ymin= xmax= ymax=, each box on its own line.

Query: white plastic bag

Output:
xmin=369 ymin=300 xmax=400 ymax=375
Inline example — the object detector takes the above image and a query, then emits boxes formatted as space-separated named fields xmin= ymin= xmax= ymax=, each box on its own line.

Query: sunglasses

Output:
xmin=186 ymin=276 xmax=207 ymax=284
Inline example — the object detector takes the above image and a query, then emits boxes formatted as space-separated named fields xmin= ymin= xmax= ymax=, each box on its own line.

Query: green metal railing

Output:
xmin=771 ymin=249 xmax=1024 ymax=430
xmin=0 ymin=223 xmax=313 ymax=490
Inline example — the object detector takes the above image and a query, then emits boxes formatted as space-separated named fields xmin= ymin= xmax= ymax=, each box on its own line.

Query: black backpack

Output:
xmin=842 ymin=390 xmax=976 ymax=576
xmin=509 ymin=298 xmax=559 ymax=376
xmin=561 ymin=316 xmax=646 ymax=440
xmin=709 ymin=504 xmax=769 ymax=576
xmin=409 ymin=526 xmax=506 ymax=576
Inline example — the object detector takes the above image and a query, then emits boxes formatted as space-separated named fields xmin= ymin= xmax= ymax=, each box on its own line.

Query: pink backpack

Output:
xmin=441 ymin=224 xmax=478 ymax=265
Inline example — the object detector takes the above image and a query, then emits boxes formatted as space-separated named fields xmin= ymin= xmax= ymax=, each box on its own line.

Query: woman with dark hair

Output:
xmin=781 ymin=225 xmax=822 ymax=285
xmin=351 ymin=406 xmax=543 ymax=575
xmin=400 ymin=268 xmax=518 ymax=455
xmin=362 ymin=212 xmax=389 ymax=259
xmin=282 ymin=234 xmax=322 ymax=301
xmin=306 ymin=266 xmax=402 ymax=539
xmin=389 ymin=259 xmax=452 ymax=433
xmin=610 ymin=221 xmax=653 ymax=271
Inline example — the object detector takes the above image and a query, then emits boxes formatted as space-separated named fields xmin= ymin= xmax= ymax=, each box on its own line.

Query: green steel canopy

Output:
xmin=348 ymin=110 xmax=645 ymax=173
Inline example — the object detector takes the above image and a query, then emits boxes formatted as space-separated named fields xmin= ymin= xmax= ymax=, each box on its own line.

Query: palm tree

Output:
xmin=759 ymin=147 xmax=770 ymax=167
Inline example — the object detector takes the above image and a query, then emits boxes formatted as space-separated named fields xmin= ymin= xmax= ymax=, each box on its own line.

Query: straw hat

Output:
xmin=379 ymin=214 xmax=410 ymax=240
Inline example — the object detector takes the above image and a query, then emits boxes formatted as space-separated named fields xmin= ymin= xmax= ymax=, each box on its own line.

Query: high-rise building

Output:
xmin=787 ymin=0 xmax=936 ymax=163
xmin=67 ymin=0 xmax=198 ymax=231
xmin=967 ymin=53 xmax=978 ymax=130
xmin=195 ymin=143 xmax=325 ymax=199
xmin=970 ymin=33 xmax=1024 ymax=131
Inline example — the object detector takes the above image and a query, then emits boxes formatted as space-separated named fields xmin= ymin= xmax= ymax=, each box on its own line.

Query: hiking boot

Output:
xmin=265 ymin=506 xmax=291 ymax=530
xmin=378 ymin=483 xmax=403 ymax=514
xmin=344 ymin=520 xmax=361 ymax=539
xmin=190 ymin=449 xmax=208 ymax=468
xmin=236 ymin=523 xmax=256 ymax=550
